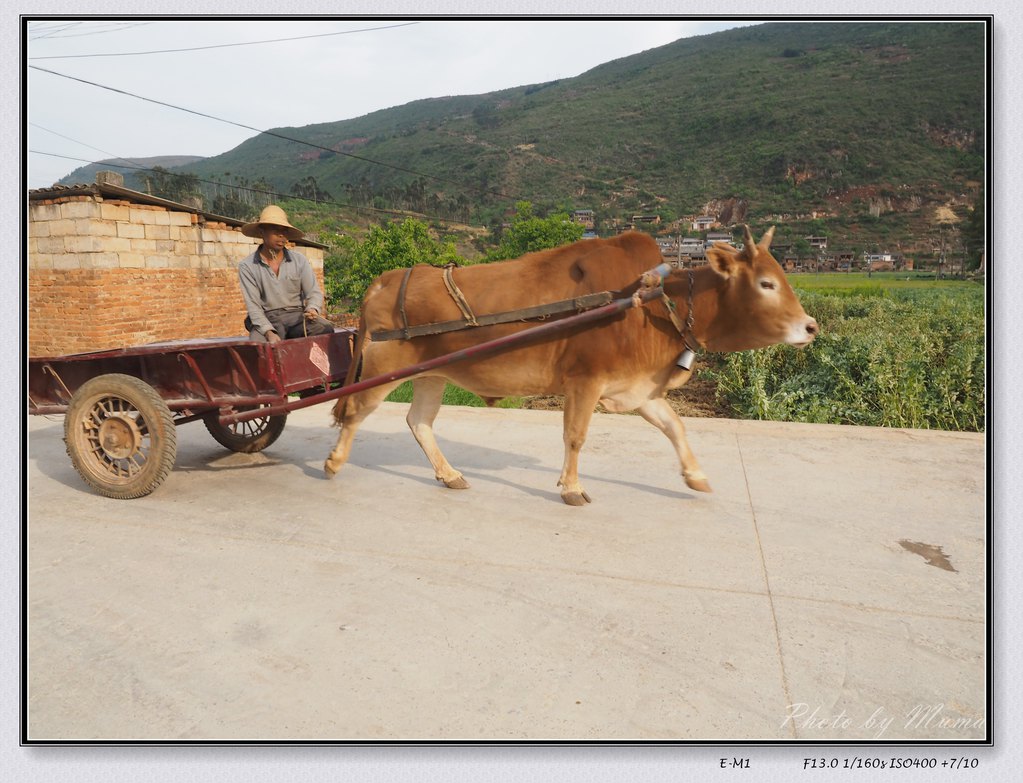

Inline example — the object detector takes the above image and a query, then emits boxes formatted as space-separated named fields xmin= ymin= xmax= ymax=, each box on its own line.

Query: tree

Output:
xmin=325 ymin=219 xmax=465 ymax=311
xmin=962 ymin=193 xmax=985 ymax=271
xmin=141 ymin=165 xmax=200 ymax=203
xmin=484 ymin=201 xmax=584 ymax=262
xmin=290 ymin=176 xmax=332 ymax=202
xmin=210 ymin=193 xmax=253 ymax=220
xmin=806 ymin=218 xmax=829 ymax=237
xmin=250 ymin=178 xmax=276 ymax=210
xmin=792 ymin=237 xmax=812 ymax=262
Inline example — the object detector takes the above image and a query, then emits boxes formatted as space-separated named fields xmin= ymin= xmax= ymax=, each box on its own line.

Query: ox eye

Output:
xmin=759 ymin=279 xmax=777 ymax=290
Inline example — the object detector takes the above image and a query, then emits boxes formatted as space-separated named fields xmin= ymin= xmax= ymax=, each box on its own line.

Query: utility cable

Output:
xmin=28 ymin=21 xmax=153 ymax=42
xmin=29 ymin=121 xmax=155 ymax=173
xmin=30 ymin=64 xmax=524 ymax=204
xmin=28 ymin=21 xmax=417 ymax=58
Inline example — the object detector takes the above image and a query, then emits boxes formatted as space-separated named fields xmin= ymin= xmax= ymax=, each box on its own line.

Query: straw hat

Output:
xmin=241 ymin=205 xmax=304 ymax=241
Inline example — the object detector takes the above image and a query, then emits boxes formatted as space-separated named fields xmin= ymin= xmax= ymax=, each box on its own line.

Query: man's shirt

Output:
xmin=238 ymin=247 xmax=325 ymax=335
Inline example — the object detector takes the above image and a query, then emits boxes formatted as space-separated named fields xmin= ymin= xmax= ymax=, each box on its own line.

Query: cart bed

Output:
xmin=29 ymin=329 xmax=357 ymax=416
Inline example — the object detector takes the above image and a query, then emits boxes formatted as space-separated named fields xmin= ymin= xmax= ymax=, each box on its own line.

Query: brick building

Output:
xmin=28 ymin=175 xmax=327 ymax=356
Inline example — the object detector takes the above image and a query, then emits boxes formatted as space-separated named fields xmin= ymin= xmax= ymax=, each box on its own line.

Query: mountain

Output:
xmin=64 ymin=21 xmax=986 ymax=257
xmin=57 ymin=155 xmax=206 ymax=191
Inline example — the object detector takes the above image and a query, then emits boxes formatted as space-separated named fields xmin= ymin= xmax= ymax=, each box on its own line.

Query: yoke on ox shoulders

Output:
xmin=371 ymin=262 xmax=616 ymax=342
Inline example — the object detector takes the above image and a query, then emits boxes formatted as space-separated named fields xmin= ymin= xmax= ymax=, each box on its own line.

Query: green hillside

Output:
xmin=70 ymin=21 xmax=986 ymax=262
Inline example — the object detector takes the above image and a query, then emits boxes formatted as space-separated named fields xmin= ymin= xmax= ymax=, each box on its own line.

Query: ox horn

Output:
xmin=759 ymin=225 xmax=776 ymax=250
xmin=741 ymin=225 xmax=757 ymax=261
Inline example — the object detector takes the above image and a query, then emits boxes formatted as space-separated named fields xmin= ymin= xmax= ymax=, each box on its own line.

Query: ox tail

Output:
xmin=332 ymin=312 xmax=368 ymax=426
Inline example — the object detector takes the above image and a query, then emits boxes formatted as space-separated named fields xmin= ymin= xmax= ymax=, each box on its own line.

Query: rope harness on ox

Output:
xmin=376 ymin=263 xmax=615 ymax=342
xmin=442 ymin=264 xmax=479 ymax=327
xmin=665 ymin=269 xmax=699 ymax=370
xmin=634 ymin=264 xmax=699 ymax=370
xmin=367 ymin=259 xmax=700 ymax=369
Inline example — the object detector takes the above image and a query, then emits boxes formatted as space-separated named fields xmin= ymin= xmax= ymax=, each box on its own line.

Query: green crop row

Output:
xmin=707 ymin=289 xmax=986 ymax=431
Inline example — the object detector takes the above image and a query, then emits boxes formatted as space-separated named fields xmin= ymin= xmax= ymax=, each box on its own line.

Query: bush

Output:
xmin=707 ymin=290 xmax=985 ymax=431
xmin=324 ymin=218 xmax=465 ymax=311
xmin=485 ymin=201 xmax=584 ymax=262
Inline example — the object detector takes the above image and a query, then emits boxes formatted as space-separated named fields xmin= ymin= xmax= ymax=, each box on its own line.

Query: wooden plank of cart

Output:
xmin=27 ymin=262 xmax=678 ymax=499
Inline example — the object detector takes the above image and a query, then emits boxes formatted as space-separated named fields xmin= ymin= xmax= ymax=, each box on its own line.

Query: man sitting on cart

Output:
xmin=238 ymin=205 xmax=335 ymax=343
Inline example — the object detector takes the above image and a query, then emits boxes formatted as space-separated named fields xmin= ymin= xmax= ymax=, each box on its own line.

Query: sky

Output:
xmin=25 ymin=18 xmax=751 ymax=189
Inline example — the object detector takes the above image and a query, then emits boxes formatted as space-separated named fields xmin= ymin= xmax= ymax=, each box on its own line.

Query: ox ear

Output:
xmin=706 ymin=242 xmax=742 ymax=278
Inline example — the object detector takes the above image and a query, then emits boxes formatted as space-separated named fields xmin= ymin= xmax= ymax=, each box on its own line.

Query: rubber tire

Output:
xmin=203 ymin=406 xmax=287 ymax=453
xmin=64 ymin=373 xmax=177 ymax=499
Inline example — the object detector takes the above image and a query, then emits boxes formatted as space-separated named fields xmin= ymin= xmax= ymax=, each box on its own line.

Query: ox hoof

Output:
xmin=442 ymin=475 xmax=471 ymax=490
xmin=561 ymin=490 xmax=592 ymax=506
xmin=684 ymin=473 xmax=713 ymax=493
xmin=324 ymin=459 xmax=342 ymax=478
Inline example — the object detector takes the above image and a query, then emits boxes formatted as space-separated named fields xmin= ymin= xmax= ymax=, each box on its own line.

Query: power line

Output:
xmin=28 ymin=22 xmax=84 ymax=41
xmin=29 ymin=64 xmax=524 ymax=204
xmin=28 ymin=21 xmax=418 ymax=58
xmin=29 ymin=121 xmax=155 ymax=172
xmin=29 ymin=149 xmax=482 ymax=228
xmin=29 ymin=21 xmax=153 ymax=41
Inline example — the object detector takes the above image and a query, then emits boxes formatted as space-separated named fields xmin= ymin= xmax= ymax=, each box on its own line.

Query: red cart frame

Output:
xmin=28 ymin=330 xmax=356 ymax=499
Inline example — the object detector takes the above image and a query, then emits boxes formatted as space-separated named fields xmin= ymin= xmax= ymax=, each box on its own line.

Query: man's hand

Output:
xmin=304 ymin=309 xmax=318 ymax=321
xmin=266 ymin=330 xmax=282 ymax=343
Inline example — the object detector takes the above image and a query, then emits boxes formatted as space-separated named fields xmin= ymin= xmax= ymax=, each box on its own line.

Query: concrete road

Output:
xmin=26 ymin=402 xmax=986 ymax=741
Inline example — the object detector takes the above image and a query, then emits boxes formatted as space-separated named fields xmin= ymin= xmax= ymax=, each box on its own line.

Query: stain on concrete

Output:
xmin=899 ymin=540 xmax=957 ymax=572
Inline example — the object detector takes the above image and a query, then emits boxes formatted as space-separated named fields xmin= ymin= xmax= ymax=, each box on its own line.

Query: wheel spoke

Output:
xmin=204 ymin=404 xmax=281 ymax=455
xmin=80 ymin=395 xmax=152 ymax=478
xmin=125 ymin=454 xmax=142 ymax=476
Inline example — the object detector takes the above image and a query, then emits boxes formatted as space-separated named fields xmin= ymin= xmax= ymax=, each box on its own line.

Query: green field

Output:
xmin=386 ymin=381 xmax=522 ymax=409
xmin=788 ymin=271 xmax=983 ymax=295
xmin=710 ymin=282 xmax=985 ymax=432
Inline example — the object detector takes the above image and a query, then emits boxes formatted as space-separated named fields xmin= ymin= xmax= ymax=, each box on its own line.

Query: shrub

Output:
xmin=485 ymin=201 xmax=584 ymax=262
xmin=324 ymin=218 xmax=465 ymax=311
xmin=707 ymin=289 xmax=985 ymax=431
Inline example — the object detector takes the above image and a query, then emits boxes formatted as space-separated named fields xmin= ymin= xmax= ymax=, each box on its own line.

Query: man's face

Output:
xmin=260 ymin=226 xmax=289 ymax=252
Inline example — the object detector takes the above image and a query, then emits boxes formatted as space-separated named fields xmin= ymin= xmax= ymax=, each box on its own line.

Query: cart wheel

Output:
xmin=63 ymin=373 xmax=177 ymax=499
xmin=203 ymin=405 xmax=287 ymax=453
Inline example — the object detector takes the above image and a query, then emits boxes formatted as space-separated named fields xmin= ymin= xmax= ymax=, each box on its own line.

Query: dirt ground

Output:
xmin=519 ymin=369 xmax=732 ymax=418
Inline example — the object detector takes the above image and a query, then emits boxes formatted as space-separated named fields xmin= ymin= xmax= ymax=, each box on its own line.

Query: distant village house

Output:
xmin=571 ymin=209 xmax=595 ymax=229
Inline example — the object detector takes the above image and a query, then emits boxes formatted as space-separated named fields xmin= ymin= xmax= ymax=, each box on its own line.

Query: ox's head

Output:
xmin=701 ymin=226 xmax=819 ymax=352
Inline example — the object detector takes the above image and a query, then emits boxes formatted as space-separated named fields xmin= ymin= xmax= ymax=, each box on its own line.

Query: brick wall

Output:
xmin=28 ymin=194 xmax=325 ymax=356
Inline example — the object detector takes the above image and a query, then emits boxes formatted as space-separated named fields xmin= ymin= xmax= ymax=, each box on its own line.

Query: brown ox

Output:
xmin=324 ymin=227 xmax=818 ymax=505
